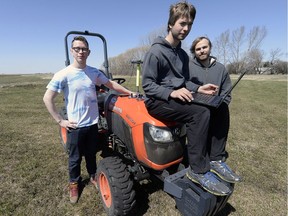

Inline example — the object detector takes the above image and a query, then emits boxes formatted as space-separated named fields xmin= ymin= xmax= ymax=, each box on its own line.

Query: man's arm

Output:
xmin=43 ymin=89 xmax=77 ymax=129
xmin=43 ymin=89 xmax=62 ymax=123
xmin=104 ymin=80 xmax=134 ymax=95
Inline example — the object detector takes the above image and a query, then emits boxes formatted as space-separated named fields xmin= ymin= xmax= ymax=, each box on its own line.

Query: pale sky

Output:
xmin=0 ymin=0 xmax=286 ymax=74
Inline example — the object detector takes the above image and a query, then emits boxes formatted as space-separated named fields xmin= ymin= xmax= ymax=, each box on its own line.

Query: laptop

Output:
xmin=190 ymin=70 xmax=247 ymax=108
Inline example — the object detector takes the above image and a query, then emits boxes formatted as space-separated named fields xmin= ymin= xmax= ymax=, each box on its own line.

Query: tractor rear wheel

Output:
xmin=97 ymin=156 xmax=136 ymax=216
xmin=59 ymin=107 xmax=69 ymax=153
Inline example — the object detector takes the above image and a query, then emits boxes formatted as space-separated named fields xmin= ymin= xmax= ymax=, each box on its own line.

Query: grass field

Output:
xmin=0 ymin=74 xmax=287 ymax=216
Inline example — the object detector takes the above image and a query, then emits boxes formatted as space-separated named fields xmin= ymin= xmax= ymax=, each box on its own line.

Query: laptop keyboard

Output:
xmin=192 ymin=93 xmax=214 ymax=103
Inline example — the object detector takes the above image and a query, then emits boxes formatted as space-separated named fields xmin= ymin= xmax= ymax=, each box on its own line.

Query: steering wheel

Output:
xmin=112 ymin=78 xmax=126 ymax=85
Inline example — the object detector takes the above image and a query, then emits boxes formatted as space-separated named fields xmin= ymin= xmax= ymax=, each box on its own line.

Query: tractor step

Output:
xmin=164 ymin=168 xmax=234 ymax=216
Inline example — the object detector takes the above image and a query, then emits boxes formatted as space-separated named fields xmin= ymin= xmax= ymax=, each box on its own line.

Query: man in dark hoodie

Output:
xmin=189 ymin=36 xmax=241 ymax=184
xmin=142 ymin=1 xmax=234 ymax=196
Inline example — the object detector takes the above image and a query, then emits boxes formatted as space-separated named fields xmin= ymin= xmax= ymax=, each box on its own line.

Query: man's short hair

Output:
xmin=167 ymin=1 xmax=196 ymax=32
xmin=71 ymin=36 xmax=89 ymax=48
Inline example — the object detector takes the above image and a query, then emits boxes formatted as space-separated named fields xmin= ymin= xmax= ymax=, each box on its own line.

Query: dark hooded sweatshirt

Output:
xmin=142 ymin=37 xmax=198 ymax=101
xmin=189 ymin=56 xmax=232 ymax=105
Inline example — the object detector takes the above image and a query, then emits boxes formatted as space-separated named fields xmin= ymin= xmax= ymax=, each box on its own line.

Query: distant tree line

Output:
xmin=102 ymin=26 xmax=287 ymax=76
xmin=212 ymin=26 xmax=287 ymax=74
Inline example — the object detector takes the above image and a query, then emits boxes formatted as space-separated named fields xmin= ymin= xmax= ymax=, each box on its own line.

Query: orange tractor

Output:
xmin=60 ymin=31 xmax=234 ymax=216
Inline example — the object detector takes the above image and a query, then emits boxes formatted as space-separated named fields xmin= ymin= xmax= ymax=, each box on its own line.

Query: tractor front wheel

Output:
xmin=97 ymin=156 xmax=136 ymax=216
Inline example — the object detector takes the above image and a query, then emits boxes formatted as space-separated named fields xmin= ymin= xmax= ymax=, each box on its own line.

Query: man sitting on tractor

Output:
xmin=142 ymin=1 xmax=241 ymax=197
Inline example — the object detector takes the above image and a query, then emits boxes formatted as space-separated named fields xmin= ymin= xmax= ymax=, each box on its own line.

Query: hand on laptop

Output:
xmin=170 ymin=87 xmax=193 ymax=102
xmin=198 ymin=84 xmax=219 ymax=95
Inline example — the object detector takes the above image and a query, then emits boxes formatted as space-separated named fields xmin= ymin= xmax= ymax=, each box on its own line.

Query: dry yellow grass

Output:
xmin=0 ymin=74 xmax=286 ymax=216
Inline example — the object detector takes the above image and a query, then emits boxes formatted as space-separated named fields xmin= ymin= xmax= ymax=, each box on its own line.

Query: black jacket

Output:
xmin=142 ymin=37 xmax=198 ymax=101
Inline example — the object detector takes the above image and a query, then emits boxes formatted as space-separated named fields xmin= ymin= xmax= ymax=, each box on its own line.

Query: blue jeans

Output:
xmin=67 ymin=124 xmax=98 ymax=183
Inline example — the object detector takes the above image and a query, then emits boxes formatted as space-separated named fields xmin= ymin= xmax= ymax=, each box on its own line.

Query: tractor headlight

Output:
xmin=148 ymin=125 xmax=173 ymax=143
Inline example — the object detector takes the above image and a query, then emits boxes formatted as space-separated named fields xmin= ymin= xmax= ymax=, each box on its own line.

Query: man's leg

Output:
xmin=84 ymin=124 xmax=98 ymax=179
xmin=68 ymin=128 xmax=82 ymax=183
xmin=67 ymin=128 xmax=82 ymax=203
xmin=209 ymin=102 xmax=230 ymax=161
xmin=146 ymin=99 xmax=232 ymax=196
xmin=146 ymin=99 xmax=210 ymax=173
xmin=209 ymin=103 xmax=242 ymax=183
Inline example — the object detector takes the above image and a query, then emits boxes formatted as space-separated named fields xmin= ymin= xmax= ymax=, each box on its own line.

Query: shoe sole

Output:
xmin=69 ymin=196 xmax=78 ymax=204
xmin=186 ymin=173 xmax=230 ymax=197
xmin=210 ymin=169 xmax=240 ymax=184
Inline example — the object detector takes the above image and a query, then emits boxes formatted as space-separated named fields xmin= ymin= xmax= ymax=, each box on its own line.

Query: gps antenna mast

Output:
xmin=131 ymin=60 xmax=143 ymax=93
